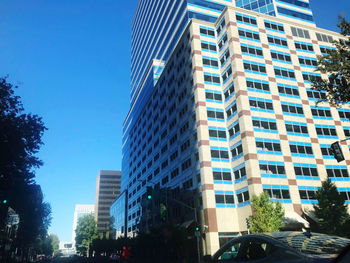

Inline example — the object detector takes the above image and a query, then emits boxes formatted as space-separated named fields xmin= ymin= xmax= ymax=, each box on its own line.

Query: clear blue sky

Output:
xmin=0 ymin=0 xmax=349 ymax=242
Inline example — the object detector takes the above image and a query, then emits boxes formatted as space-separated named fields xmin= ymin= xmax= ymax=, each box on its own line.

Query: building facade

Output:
xmin=130 ymin=0 xmax=315 ymax=104
xmin=95 ymin=170 xmax=121 ymax=236
xmin=72 ymin=204 xmax=94 ymax=246
xmin=122 ymin=0 xmax=350 ymax=255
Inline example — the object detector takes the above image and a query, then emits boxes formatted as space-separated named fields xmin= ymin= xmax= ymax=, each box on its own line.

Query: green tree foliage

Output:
xmin=313 ymin=178 xmax=350 ymax=236
xmin=312 ymin=17 xmax=350 ymax=104
xmin=50 ymin=234 xmax=60 ymax=255
xmin=75 ymin=214 xmax=98 ymax=255
xmin=0 ymin=77 xmax=51 ymax=259
xmin=250 ymin=192 xmax=285 ymax=233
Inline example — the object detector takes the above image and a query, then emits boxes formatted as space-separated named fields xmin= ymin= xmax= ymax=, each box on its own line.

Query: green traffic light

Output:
xmin=147 ymin=195 xmax=152 ymax=200
xmin=2 ymin=200 xmax=7 ymax=204
xmin=195 ymin=227 xmax=199 ymax=231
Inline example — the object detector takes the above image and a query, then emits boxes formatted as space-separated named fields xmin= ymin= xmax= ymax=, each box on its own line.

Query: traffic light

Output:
xmin=195 ymin=223 xmax=200 ymax=232
xmin=330 ymin=142 xmax=345 ymax=162
xmin=2 ymin=199 xmax=7 ymax=204
xmin=146 ymin=186 xmax=152 ymax=200
xmin=246 ymin=218 xmax=250 ymax=229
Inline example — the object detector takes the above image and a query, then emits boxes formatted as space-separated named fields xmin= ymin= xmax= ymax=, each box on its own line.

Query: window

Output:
xmin=170 ymin=150 xmax=178 ymax=162
xmin=271 ymin=50 xmax=291 ymax=63
xmin=161 ymin=160 xmax=168 ymax=169
xmin=289 ymin=142 xmax=313 ymax=157
xmin=326 ymin=166 xmax=349 ymax=180
xmin=211 ymin=147 xmax=229 ymax=161
xmin=213 ymin=168 xmax=232 ymax=182
xmin=285 ymin=121 xmax=308 ymax=136
xmin=281 ymin=102 xmax=304 ymax=116
xmin=231 ymin=143 xmax=243 ymax=159
xmin=256 ymin=138 xmax=282 ymax=154
xmin=161 ymin=130 xmax=167 ymax=139
xmin=250 ymin=97 xmax=274 ymax=112
xmin=205 ymin=90 xmax=222 ymax=103
xmin=228 ymin=121 xmax=240 ymax=139
xmin=180 ymin=121 xmax=189 ymax=134
xmin=244 ymin=61 xmax=266 ymax=74
xmin=274 ymin=66 xmax=295 ymax=79
xmin=302 ymin=72 xmax=322 ymax=82
xmin=299 ymin=186 xmax=318 ymax=204
xmin=237 ymin=187 xmax=250 ymax=205
xmin=320 ymin=144 xmax=333 ymax=159
xmin=224 ymin=83 xmax=235 ymax=100
xmin=236 ymin=13 xmax=257 ymax=26
xmin=311 ymin=106 xmax=332 ymax=119
xmin=220 ymin=48 xmax=230 ymax=65
xmin=267 ymin=35 xmax=288 ymax=47
xmin=161 ymin=144 xmax=168 ymax=154
xmin=238 ymin=28 xmax=260 ymax=41
xmin=278 ymin=84 xmax=299 ymax=97
xmin=202 ymin=57 xmax=219 ymax=68
xmin=315 ymin=125 xmax=337 ymax=138
xmin=316 ymin=33 xmax=333 ymax=43
xmin=161 ymin=176 xmax=169 ymax=185
xmin=263 ymin=185 xmax=291 ymax=201
xmin=294 ymin=163 xmax=319 ymax=179
xmin=291 ymin=26 xmax=310 ymax=39
xmin=200 ymin=26 xmax=215 ymax=37
xmin=252 ymin=117 xmax=277 ymax=133
xmin=201 ymin=41 xmax=217 ymax=53
xmin=222 ymin=65 xmax=232 ymax=83
xmin=264 ymin=20 xmax=284 ymax=32
xmin=218 ymin=33 xmax=228 ymax=50
xmin=209 ymin=127 xmax=227 ymax=141
xmin=204 ymin=73 xmax=220 ymax=85
xmin=234 ymin=164 xmax=246 ymax=181
xmin=344 ymin=127 xmax=350 ymax=137
xmin=226 ymin=102 xmax=237 ymax=119
xmin=181 ymin=158 xmax=192 ymax=171
xmin=320 ymin=46 xmax=336 ymax=55
xmin=170 ymin=134 xmax=177 ymax=145
xmin=207 ymin=108 xmax=225 ymax=121
xmin=247 ymin=78 xmax=270 ymax=93
xmin=338 ymin=109 xmax=350 ymax=121
xmin=259 ymin=161 xmax=286 ymax=178
xmin=241 ymin=44 xmax=263 ymax=57
xmin=295 ymin=41 xmax=314 ymax=52
xmin=338 ymin=189 xmax=350 ymax=203
xmin=216 ymin=18 xmax=225 ymax=35
xmin=298 ymin=56 xmax=317 ymax=67
xmin=170 ymin=168 xmax=179 ymax=179
xmin=169 ymin=118 xmax=177 ymax=130
xmin=180 ymin=139 xmax=190 ymax=152
xmin=306 ymin=89 xmax=326 ymax=101
xmin=215 ymin=191 xmax=235 ymax=207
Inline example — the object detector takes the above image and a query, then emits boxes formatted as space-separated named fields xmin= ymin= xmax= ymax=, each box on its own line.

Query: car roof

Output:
xmin=262 ymin=232 xmax=350 ymax=255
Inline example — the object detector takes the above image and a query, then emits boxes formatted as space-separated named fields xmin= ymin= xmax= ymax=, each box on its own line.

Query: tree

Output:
xmin=75 ymin=214 xmax=98 ymax=255
xmin=0 ymin=77 xmax=50 ymax=260
xmin=249 ymin=192 xmax=285 ymax=233
xmin=313 ymin=177 xmax=349 ymax=236
xmin=50 ymin=234 xmax=60 ymax=256
xmin=312 ymin=17 xmax=350 ymax=104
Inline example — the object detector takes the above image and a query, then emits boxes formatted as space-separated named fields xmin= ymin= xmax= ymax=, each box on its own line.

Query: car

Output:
xmin=109 ymin=252 xmax=121 ymax=262
xmin=203 ymin=231 xmax=350 ymax=263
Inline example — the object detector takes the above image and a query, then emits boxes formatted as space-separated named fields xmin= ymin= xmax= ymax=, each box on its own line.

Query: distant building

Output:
xmin=95 ymin=170 xmax=121 ymax=237
xmin=72 ymin=204 xmax=94 ymax=246
xmin=110 ymin=190 xmax=128 ymax=239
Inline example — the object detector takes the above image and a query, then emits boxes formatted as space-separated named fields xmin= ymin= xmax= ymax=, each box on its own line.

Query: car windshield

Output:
xmin=264 ymin=232 xmax=350 ymax=255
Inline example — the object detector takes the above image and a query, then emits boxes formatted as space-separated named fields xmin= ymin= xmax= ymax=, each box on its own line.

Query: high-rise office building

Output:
xmin=121 ymin=0 xmax=350 ymax=254
xmin=72 ymin=204 xmax=94 ymax=246
xmin=95 ymin=170 xmax=121 ymax=236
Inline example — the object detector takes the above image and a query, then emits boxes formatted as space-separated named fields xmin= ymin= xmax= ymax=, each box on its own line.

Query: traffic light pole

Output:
xmin=169 ymin=198 xmax=201 ymax=263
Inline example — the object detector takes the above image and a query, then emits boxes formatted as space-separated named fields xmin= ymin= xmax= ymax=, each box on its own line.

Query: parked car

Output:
xmin=203 ymin=231 xmax=350 ymax=263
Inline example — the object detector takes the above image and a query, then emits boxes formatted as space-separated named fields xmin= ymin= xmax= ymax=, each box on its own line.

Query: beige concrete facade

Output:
xmin=188 ymin=6 xmax=350 ymax=254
